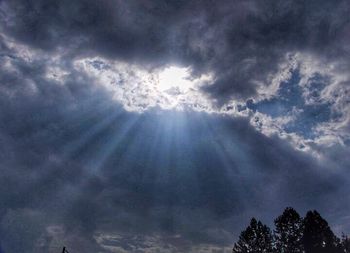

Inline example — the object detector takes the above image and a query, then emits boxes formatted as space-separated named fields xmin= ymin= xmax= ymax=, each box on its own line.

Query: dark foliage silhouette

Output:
xmin=233 ymin=208 xmax=349 ymax=253
xmin=232 ymin=218 xmax=275 ymax=253
xmin=302 ymin=210 xmax=342 ymax=253
xmin=342 ymin=234 xmax=350 ymax=253
xmin=274 ymin=207 xmax=304 ymax=253
xmin=62 ymin=246 xmax=69 ymax=253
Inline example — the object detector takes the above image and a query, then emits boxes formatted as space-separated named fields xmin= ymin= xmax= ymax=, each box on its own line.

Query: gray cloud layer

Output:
xmin=2 ymin=0 xmax=349 ymax=99
xmin=0 ymin=0 xmax=350 ymax=252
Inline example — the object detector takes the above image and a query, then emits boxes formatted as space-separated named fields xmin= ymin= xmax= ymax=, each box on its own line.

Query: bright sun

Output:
xmin=157 ymin=66 xmax=192 ymax=92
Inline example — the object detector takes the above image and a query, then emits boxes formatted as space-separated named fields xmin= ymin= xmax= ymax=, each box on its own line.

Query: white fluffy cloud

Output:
xmin=72 ymin=56 xmax=214 ymax=113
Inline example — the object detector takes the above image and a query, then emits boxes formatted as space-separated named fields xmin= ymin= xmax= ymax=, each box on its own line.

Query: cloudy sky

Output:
xmin=0 ymin=0 xmax=350 ymax=252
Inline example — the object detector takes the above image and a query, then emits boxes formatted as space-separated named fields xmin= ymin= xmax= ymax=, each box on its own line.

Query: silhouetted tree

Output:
xmin=342 ymin=234 xmax=350 ymax=253
xmin=232 ymin=218 xmax=275 ymax=253
xmin=302 ymin=210 xmax=342 ymax=253
xmin=233 ymin=208 xmax=349 ymax=253
xmin=274 ymin=207 xmax=304 ymax=253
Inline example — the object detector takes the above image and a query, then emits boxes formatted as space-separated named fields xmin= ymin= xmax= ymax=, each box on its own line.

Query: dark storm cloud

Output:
xmin=1 ymin=0 xmax=350 ymax=252
xmin=1 ymin=0 xmax=349 ymax=100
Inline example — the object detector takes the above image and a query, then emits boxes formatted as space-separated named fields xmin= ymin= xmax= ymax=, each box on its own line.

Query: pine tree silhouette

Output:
xmin=302 ymin=210 xmax=342 ymax=253
xmin=232 ymin=208 xmax=349 ymax=253
xmin=274 ymin=207 xmax=304 ymax=253
xmin=232 ymin=218 xmax=275 ymax=253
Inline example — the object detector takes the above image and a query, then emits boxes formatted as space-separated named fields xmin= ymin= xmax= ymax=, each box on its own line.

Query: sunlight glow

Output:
xmin=74 ymin=58 xmax=214 ymax=112
xmin=158 ymin=66 xmax=192 ymax=92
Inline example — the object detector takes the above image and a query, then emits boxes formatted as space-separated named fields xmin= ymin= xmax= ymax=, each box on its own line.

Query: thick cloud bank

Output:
xmin=0 ymin=0 xmax=350 ymax=252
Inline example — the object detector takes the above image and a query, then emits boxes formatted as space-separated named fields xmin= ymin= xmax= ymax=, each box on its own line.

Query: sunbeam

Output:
xmin=86 ymin=114 xmax=142 ymax=173
xmin=62 ymin=107 xmax=125 ymax=159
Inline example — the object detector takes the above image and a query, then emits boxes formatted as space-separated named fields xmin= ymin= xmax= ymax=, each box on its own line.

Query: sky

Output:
xmin=0 ymin=0 xmax=350 ymax=252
